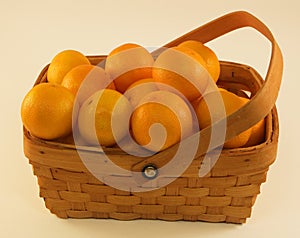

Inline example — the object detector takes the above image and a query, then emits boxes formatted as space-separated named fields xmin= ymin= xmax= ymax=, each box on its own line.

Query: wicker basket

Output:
xmin=23 ymin=11 xmax=283 ymax=224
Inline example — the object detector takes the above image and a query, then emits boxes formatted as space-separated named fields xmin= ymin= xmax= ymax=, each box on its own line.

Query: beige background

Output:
xmin=1 ymin=0 xmax=299 ymax=237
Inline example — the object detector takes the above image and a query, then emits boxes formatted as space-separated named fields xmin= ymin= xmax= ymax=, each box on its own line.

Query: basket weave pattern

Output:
xmin=32 ymin=163 xmax=269 ymax=223
xmin=33 ymin=165 xmax=267 ymax=223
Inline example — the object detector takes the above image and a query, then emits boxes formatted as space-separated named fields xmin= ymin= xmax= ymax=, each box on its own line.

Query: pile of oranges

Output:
xmin=21 ymin=41 xmax=265 ymax=153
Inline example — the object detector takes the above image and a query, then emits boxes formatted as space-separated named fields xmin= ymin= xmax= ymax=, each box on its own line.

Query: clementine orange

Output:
xmin=131 ymin=90 xmax=193 ymax=152
xmin=178 ymin=40 xmax=220 ymax=83
xmin=244 ymin=119 xmax=266 ymax=147
xmin=61 ymin=65 xmax=115 ymax=106
xmin=239 ymin=97 xmax=266 ymax=147
xmin=124 ymin=78 xmax=159 ymax=108
xmin=47 ymin=49 xmax=90 ymax=84
xmin=152 ymin=46 xmax=209 ymax=102
xmin=105 ymin=43 xmax=154 ymax=93
xmin=193 ymin=89 xmax=251 ymax=148
xmin=78 ymin=89 xmax=132 ymax=146
xmin=21 ymin=83 xmax=77 ymax=140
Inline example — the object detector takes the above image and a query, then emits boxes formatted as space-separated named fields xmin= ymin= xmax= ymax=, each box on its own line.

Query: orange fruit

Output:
xmin=78 ymin=89 xmax=132 ymax=146
xmin=105 ymin=43 xmax=154 ymax=93
xmin=239 ymin=97 xmax=266 ymax=147
xmin=152 ymin=46 xmax=209 ymax=102
xmin=193 ymin=89 xmax=251 ymax=149
xmin=47 ymin=49 xmax=90 ymax=84
xmin=131 ymin=90 xmax=193 ymax=152
xmin=178 ymin=40 xmax=220 ymax=82
xmin=244 ymin=119 xmax=266 ymax=147
xmin=124 ymin=78 xmax=159 ymax=108
xmin=61 ymin=65 xmax=115 ymax=106
xmin=21 ymin=83 xmax=77 ymax=140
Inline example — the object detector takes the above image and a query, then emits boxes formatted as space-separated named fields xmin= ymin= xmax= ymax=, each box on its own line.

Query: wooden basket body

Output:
xmin=23 ymin=59 xmax=279 ymax=224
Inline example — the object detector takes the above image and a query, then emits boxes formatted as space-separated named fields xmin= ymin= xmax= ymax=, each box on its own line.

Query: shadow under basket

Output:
xmin=23 ymin=11 xmax=282 ymax=224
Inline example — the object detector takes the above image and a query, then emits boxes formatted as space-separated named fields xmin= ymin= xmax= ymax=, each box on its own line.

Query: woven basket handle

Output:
xmin=132 ymin=11 xmax=283 ymax=172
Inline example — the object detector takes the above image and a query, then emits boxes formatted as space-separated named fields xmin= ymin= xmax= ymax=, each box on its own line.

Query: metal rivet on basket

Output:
xmin=142 ymin=165 xmax=158 ymax=179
